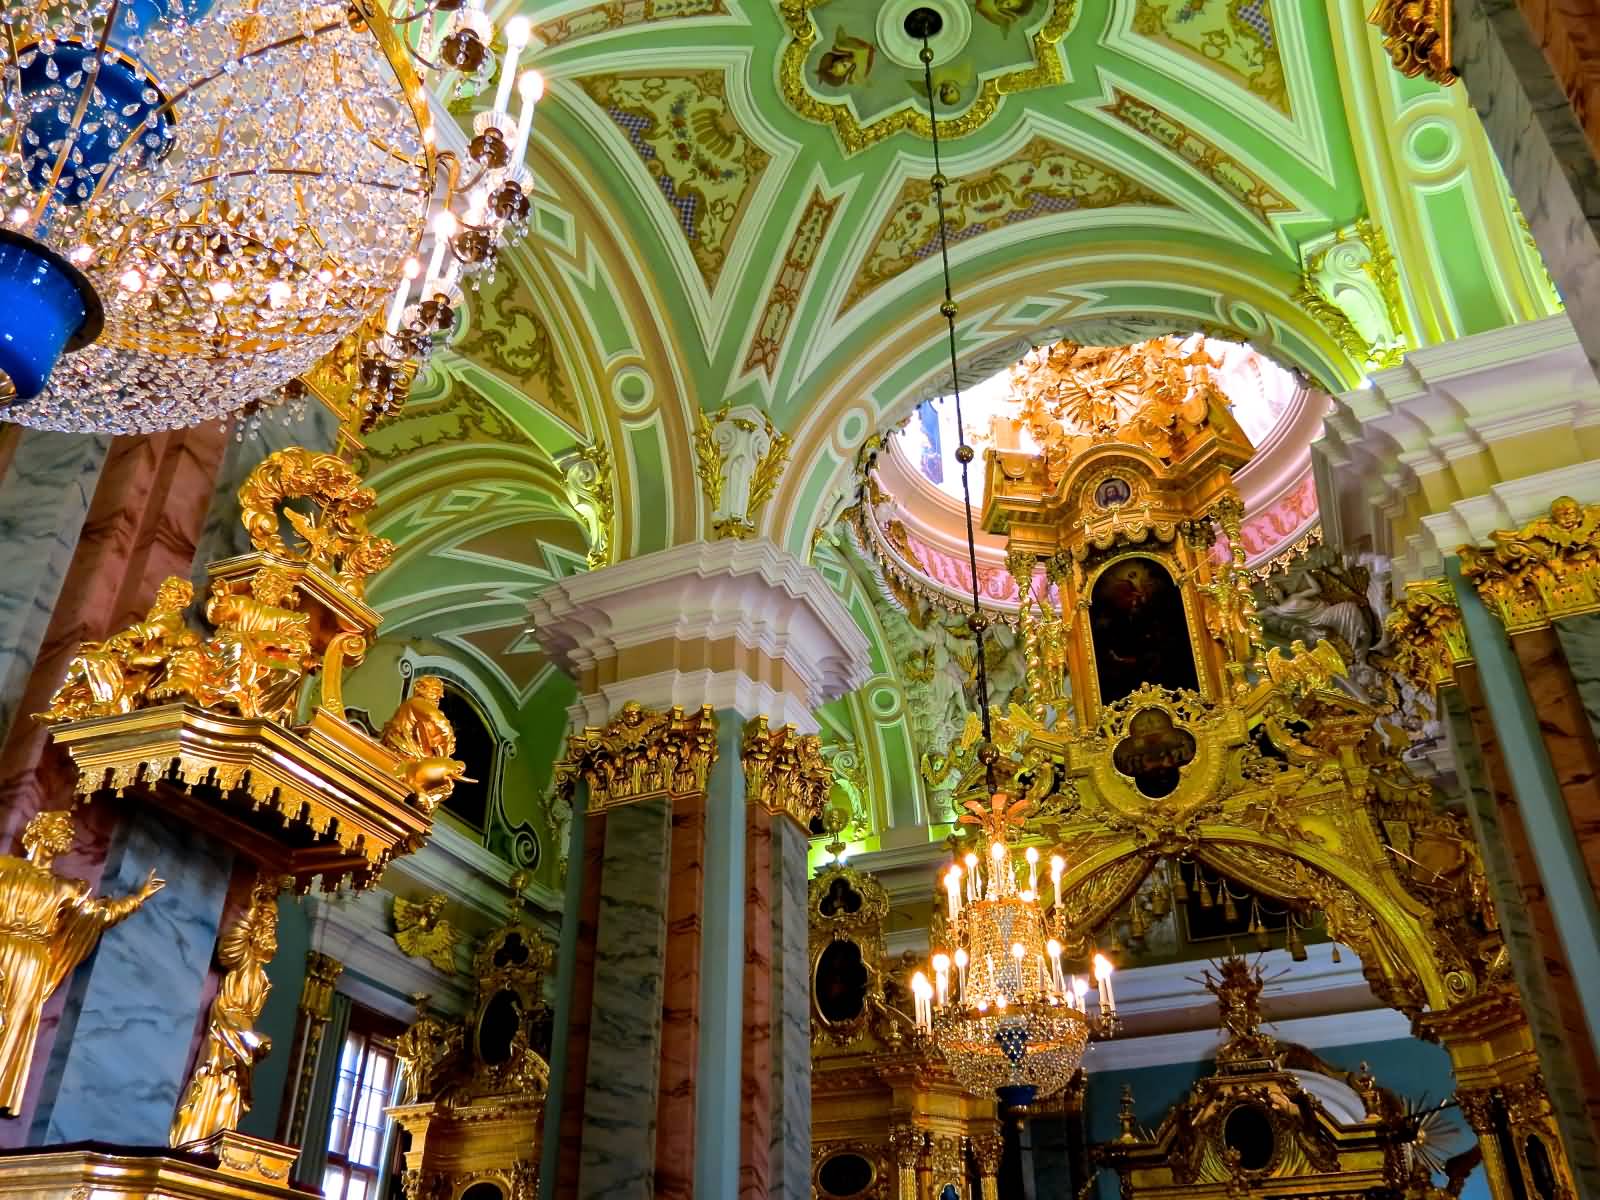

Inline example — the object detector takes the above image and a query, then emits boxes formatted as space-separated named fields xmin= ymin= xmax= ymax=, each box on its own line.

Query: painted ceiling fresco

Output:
xmin=360 ymin=0 xmax=1562 ymax=849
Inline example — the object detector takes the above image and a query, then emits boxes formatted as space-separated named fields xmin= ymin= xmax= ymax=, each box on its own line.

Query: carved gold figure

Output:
xmin=238 ymin=447 xmax=395 ymax=595
xmin=0 ymin=811 xmax=164 ymax=1114
xmin=382 ymin=676 xmax=469 ymax=814
xmin=151 ymin=569 xmax=315 ymax=721
xmin=171 ymin=876 xmax=280 ymax=1146
xmin=41 ymin=577 xmax=200 ymax=721
xmin=393 ymin=894 xmax=461 ymax=972
xmin=1460 ymin=495 xmax=1600 ymax=631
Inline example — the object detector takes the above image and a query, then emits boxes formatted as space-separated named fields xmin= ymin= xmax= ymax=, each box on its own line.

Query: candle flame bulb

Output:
xmin=1094 ymin=953 xmax=1113 ymax=981
xmin=1010 ymin=942 xmax=1025 ymax=960
xmin=954 ymin=948 xmax=968 ymax=968
xmin=1046 ymin=939 xmax=1062 ymax=958
xmin=1026 ymin=847 xmax=1039 ymax=864
xmin=991 ymin=841 xmax=1007 ymax=860
xmin=933 ymin=952 xmax=951 ymax=973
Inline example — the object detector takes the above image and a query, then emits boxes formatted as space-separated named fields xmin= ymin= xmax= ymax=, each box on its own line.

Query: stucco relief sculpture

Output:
xmin=0 ymin=811 xmax=164 ymax=1115
xmin=694 ymin=403 xmax=791 ymax=539
xmin=170 ymin=876 xmax=281 ymax=1146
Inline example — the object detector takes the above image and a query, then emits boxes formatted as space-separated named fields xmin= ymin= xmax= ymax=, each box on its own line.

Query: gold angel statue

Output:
xmin=393 ymin=994 xmax=462 ymax=1105
xmin=382 ymin=676 xmax=470 ymax=813
xmin=393 ymin=893 xmax=460 ymax=972
xmin=170 ymin=876 xmax=279 ymax=1146
xmin=41 ymin=577 xmax=200 ymax=721
xmin=0 ymin=811 xmax=164 ymax=1114
xmin=1263 ymin=638 xmax=1346 ymax=696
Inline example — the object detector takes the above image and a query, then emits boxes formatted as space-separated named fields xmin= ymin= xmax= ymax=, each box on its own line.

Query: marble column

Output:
xmin=576 ymin=798 xmax=672 ymax=1200
xmin=540 ymin=791 xmax=592 ymax=1200
xmin=0 ymin=429 xmax=109 ymax=747
xmin=1554 ymin=611 xmax=1600 ymax=755
xmin=1456 ymin=0 xmax=1600 ymax=376
xmin=529 ymin=540 xmax=870 ymax=1200
xmin=1444 ymin=676 xmax=1600 ymax=1184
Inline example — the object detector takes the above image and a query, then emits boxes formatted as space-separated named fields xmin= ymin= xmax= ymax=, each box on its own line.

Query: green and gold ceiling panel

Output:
xmin=531 ymin=0 xmax=732 ymax=50
xmin=776 ymin=0 xmax=1078 ymax=153
xmin=575 ymin=70 xmax=772 ymax=293
xmin=1127 ymin=0 xmax=1286 ymax=113
xmin=837 ymin=133 xmax=1172 ymax=313
xmin=453 ymin=264 xmax=579 ymax=429
xmin=739 ymin=180 xmax=843 ymax=383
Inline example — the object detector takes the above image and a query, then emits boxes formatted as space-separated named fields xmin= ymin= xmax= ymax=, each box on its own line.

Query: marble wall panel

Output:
xmin=1455 ymin=669 xmax=1600 ymax=1178
xmin=656 ymin=786 xmax=707 ymax=1200
xmin=577 ymin=799 xmax=671 ymax=1200
xmin=554 ymin=812 xmax=606 ymax=1200
xmin=738 ymin=805 xmax=774 ymax=1200
xmin=0 ymin=430 xmax=108 ymax=748
xmin=1510 ymin=627 xmax=1600 ymax=900
xmin=1554 ymin=612 xmax=1600 ymax=753
xmin=29 ymin=805 xmax=234 ymax=1145
xmin=769 ymin=819 xmax=811 ymax=1199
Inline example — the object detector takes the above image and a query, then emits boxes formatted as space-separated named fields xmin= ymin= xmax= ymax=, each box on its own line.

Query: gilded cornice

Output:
xmin=1383 ymin=577 xmax=1471 ymax=694
xmin=555 ymin=701 xmax=719 ymax=814
xmin=1457 ymin=496 xmax=1600 ymax=633
xmin=742 ymin=714 xmax=831 ymax=831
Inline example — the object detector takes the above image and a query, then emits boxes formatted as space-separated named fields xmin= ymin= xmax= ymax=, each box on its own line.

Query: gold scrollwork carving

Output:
xmin=742 ymin=715 xmax=832 ymax=831
xmin=1383 ymin=578 xmax=1471 ymax=693
xmin=555 ymin=701 xmax=718 ymax=814
xmin=1458 ymin=495 xmax=1600 ymax=632
xmin=1367 ymin=0 xmax=1454 ymax=86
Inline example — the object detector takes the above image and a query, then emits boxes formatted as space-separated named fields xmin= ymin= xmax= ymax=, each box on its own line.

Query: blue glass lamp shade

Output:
xmin=0 ymin=231 xmax=103 ymax=401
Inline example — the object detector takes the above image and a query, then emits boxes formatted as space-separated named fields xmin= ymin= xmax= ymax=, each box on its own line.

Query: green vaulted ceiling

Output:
xmin=357 ymin=0 xmax=1561 ymax=848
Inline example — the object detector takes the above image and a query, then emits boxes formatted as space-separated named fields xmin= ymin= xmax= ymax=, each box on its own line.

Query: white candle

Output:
xmin=512 ymin=70 xmax=544 ymax=163
xmin=945 ymin=870 xmax=962 ymax=922
xmin=493 ymin=17 xmax=531 ymax=115
xmin=424 ymin=210 xmax=457 ymax=284
xmin=1051 ymin=854 xmax=1065 ymax=913
xmin=933 ymin=952 xmax=950 ymax=1007
xmin=964 ymin=853 xmax=979 ymax=901
xmin=385 ymin=257 xmax=421 ymax=333
xmin=954 ymin=948 xmax=968 ymax=1000
xmin=1073 ymin=975 xmax=1087 ymax=1011
xmin=1026 ymin=846 xmax=1039 ymax=895
xmin=1047 ymin=938 xmax=1063 ymax=994
xmin=1094 ymin=953 xmax=1115 ymax=1014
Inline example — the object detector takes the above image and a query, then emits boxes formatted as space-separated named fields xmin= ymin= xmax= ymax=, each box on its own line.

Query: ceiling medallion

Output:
xmin=777 ymin=0 xmax=1078 ymax=154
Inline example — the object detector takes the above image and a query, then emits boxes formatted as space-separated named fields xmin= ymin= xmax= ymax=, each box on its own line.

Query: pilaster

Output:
xmin=530 ymin=539 xmax=868 ymax=1200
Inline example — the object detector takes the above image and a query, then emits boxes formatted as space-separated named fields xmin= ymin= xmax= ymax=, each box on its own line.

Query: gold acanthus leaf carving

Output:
xmin=742 ymin=715 xmax=832 ymax=831
xmin=239 ymin=447 xmax=395 ymax=596
xmin=1367 ymin=0 xmax=1454 ymax=86
xmin=556 ymin=701 xmax=719 ymax=813
xmin=1382 ymin=578 xmax=1470 ymax=694
xmin=1458 ymin=496 xmax=1600 ymax=632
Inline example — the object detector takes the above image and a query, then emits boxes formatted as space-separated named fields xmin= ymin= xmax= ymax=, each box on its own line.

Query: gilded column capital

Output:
xmin=298 ymin=951 xmax=344 ymax=1019
xmin=555 ymin=701 xmax=718 ymax=814
xmin=970 ymin=1130 xmax=1004 ymax=1174
xmin=741 ymin=715 xmax=831 ymax=831
xmin=1367 ymin=0 xmax=1454 ymax=86
xmin=1457 ymin=496 xmax=1600 ymax=632
xmin=1383 ymin=577 xmax=1472 ymax=693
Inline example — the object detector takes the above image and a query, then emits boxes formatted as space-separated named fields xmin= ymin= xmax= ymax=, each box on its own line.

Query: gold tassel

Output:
xmin=1222 ymin=889 xmax=1239 ymax=924
xmin=1130 ymin=903 xmax=1149 ymax=938
xmin=1172 ymin=866 xmax=1189 ymax=904
xmin=1288 ymin=923 xmax=1307 ymax=962
xmin=1330 ymin=942 xmax=1342 ymax=964
xmin=1198 ymin=878 xmax=1214 ymax=909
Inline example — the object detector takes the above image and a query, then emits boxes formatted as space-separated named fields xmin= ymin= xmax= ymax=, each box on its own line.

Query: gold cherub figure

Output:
xmin=41 ymin=577 xmax=200 ymax=721
xmin=0 ymin=811 xmax=164 ymax=1115
xmin=170 ymin=876 xmax=280 ymax=1146
xmin=382 ymin=676 xmax=470 ymax=814
xmin=393 ymin=893 xmax=460 ymax=973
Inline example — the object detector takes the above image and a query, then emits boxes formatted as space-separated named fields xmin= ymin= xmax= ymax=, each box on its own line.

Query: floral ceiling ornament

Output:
xmin=1296 ymin=220 xmax=1409 ymax=373
xmin=1367 ymin=0 xmax=1455 ymax=86
xmin=557 ymin=442 xmax=616 ymax=569
xmin=777 ymin=0 xmax=1078 ymax=154
xmin=694 ymin=404 xmax=792 ymax=539
xmin=1131 ymin=0 xmax=1288 ymax=112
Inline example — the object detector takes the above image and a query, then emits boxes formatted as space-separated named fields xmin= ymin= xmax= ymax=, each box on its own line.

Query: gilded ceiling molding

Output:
xmin=1366 ymin=0 xmax=1454 ymax=86
xmin=776 ymin=0 xmax=1078 ymax=154
xmin=557 ymin=441 xmax=616 ymax=569
xmin=842 ymin=136 xmax=1170 ymax=312
xmin=1458 ymin=496 xmax=1600 ymax=633
xmin=532 ymin=0 xmax=728 ymax=49
xmin=742 ymin=188 xmax=840 ymax=381
xmin=1295 ymin=219 xmax=1409 ymax=372
xmin=1100 ymin=88 xmax=1294 ymax=226
xmin=577 ymin=71 xmax=771 ymax=292
xmin=741 ymin=715 xmax=832 ymax=831
xmin=1383 ymin=577 xmax=1472 ymax=696
xmin=694 ymin=404 xmax=792 ymax=539
xmin=453 ymin=267 xmax=576 ymax=426
xmin=554 ymin=700 xmax=719 ymax=814
xmin=1130 ymin=0 xmax=1288 ymax=113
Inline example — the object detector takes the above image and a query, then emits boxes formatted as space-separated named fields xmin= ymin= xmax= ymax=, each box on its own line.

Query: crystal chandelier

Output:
xmin=897 ymin=6 xmax=1115 ymax=1104
xmin=0 ymin=0 xmax=542 ymax=433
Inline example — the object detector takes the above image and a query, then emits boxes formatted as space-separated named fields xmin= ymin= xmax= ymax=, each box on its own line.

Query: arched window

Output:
xmin=434 ymin=684 xmax=497 ymax=835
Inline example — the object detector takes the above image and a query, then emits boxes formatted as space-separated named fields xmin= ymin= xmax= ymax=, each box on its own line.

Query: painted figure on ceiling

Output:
xmin=818 ymin=28 xmax=875 ymax=87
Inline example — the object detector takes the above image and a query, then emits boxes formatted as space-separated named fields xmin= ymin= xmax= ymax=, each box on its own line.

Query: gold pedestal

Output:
xmin=0 ymin=1132 xmax=299 ymax=1200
